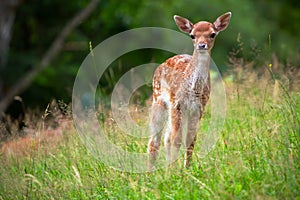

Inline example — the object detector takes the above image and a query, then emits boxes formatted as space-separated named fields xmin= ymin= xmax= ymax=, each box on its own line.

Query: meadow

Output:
xmin=0 ymin=57 xmax=299 ymax=199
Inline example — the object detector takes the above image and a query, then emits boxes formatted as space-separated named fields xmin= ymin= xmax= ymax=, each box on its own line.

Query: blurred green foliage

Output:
xmin=5 ymin=0 xmax=300 ymax=108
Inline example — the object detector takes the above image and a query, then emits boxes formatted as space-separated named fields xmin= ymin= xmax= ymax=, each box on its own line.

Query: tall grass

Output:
xmin=0 ymin=59 xmax=299 ymax=199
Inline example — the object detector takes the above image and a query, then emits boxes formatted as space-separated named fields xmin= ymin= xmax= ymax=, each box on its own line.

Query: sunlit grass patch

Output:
xmin=0 ymin=60 xmax=299 ymax=199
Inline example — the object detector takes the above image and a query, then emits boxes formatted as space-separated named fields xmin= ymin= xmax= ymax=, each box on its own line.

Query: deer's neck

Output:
xmin=185 ymin=50 xmax=210 ymax=86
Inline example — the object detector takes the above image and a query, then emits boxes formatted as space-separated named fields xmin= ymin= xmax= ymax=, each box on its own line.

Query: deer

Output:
xmin=147 ymin=12 xmax=231 ymax=170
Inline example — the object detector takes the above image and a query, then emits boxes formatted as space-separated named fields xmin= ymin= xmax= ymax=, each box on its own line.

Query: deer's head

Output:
xmin=174 ymin=12 xmax=232 ymax=52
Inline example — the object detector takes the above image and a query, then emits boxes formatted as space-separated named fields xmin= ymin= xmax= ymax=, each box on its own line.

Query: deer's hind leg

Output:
xmin=148 ymin=100 xmax=167 ymax=169
xmin=164 ymin=104 xmax=183 ymax=164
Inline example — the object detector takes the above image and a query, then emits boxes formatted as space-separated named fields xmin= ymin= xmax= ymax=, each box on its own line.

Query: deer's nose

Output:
xmin=197 ymin=43 xmax=208 ymax=50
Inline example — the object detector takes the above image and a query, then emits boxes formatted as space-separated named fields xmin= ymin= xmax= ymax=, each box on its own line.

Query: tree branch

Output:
xmin=0 ymin=0 xmax=100 ymax=114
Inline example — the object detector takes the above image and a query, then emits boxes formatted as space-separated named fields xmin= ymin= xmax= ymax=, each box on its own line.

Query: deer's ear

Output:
xmin=213 ymin=12 xmax=232 ymax=32
xmin=174 ymin=15 xmax=194 ymax=33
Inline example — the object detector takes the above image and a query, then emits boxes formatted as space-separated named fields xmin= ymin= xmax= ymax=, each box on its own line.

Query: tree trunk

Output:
xmin=0 ymin=0 xmax=100 ymax=114
xmin=0 ymin=0 xmax=22 ymax=100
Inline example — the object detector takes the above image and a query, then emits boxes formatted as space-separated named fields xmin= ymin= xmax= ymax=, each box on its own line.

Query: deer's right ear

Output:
xmin=174 ymin=15 xmax=193 ymax=33
xmin=213 ymin=12 xmax=232 ymax=32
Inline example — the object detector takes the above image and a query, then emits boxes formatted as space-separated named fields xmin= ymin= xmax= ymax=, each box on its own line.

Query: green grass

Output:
xmin=0 ymin=73 xmax=299 ymax=199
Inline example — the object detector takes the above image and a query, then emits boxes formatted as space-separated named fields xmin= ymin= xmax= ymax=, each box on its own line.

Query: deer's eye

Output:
xmin=190 ymin=34 xmax=195 ymax=39
xmin=210 ymin=33 xmax=216 ymax=38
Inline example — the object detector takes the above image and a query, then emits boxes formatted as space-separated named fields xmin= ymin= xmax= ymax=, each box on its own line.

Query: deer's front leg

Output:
xmin=185 ymin=110 xmax=201 ymax=168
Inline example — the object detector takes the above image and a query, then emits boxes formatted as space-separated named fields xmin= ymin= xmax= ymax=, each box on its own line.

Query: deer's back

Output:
xmin=152 ymin=54 xmax=190 ymax=101
xmin=152 ymin=54 xmax=210 ymax=109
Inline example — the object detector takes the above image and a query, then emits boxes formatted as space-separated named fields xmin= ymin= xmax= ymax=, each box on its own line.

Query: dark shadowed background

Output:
xmin=0 ymin=0 xmax=299 ymax=114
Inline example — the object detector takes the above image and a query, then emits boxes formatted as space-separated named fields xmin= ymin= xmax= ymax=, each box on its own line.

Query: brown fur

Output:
xmin=148 ymin=12 xmax=231 ymax=170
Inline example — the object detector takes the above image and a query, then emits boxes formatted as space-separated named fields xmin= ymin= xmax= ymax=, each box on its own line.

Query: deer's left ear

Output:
xmin=174 ymin=15 xmax=194 ymax=33
xmin=213 ymin=12 xmax=232 ymax=32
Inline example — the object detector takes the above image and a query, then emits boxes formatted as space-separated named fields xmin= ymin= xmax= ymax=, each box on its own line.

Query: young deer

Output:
xmin=147 ymin=12 xmax=231 ymax=169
